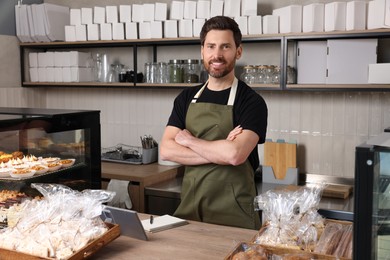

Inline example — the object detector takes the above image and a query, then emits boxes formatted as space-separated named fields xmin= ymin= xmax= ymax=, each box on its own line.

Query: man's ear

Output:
xmin=236 ymin=45 xmax=243 ymax=60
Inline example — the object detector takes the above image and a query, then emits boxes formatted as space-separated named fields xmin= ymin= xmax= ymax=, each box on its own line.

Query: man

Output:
xmin=160 ymin=16 xmax=268 ymax=230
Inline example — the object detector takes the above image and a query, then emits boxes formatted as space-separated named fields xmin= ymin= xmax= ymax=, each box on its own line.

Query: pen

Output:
xmin=150 ymin=215 xmax=153 ymax=224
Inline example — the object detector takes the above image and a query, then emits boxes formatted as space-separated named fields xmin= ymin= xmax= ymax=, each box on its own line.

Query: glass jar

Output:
xmin=255 ymin=65 xmax=266 ymax=84
xmin=264 ymin=65 xmax=275 ymax=84
xmin=156 ymin=62 xmax=168 ymax=84
xmin=240 ymin=65 xmax=256 ymax=84
xmin=272 ymin=66 xmax=281 ymax=84
xmin=168 ymin=59 xmax=184 ymax=83
xmin=144 ymin=62 xmax=158 ymax=83
xmin=183 ymin=59 xmax=200 ymax=83
xmin=119 ymin=67 xmax=127 ymax=82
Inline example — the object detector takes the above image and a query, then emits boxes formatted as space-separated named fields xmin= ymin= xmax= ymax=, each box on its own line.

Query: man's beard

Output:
xmin=203 ymin=58 xmax=235 ymax=78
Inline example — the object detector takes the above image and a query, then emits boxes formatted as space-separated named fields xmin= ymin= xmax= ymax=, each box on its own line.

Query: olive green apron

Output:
xmin=174 ymin=77 xmax=260 ymax=230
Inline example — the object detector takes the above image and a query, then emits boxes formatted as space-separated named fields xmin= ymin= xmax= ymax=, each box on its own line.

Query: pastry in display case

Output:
xmin=0 ymin=107 xmax=101 ymax=198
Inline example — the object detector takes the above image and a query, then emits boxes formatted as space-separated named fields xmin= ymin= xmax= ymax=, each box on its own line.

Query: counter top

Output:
xmin=91 ymin=214 xmax=257 ymax=260
xmin=145 ymin=177 xmax=354 ymax=221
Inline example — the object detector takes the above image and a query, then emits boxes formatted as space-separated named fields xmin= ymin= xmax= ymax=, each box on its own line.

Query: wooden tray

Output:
xmin=0 ymin=223 xmax=120 ymax=260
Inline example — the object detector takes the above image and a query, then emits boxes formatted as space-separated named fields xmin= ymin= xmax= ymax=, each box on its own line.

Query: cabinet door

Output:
xmin=297 ymin=41 xmax=327 ymax=84
xmin=326 ymin=38 xmax=378 ymax=84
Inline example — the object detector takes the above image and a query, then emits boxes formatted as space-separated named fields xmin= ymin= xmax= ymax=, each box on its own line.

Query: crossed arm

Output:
xmin=160 ymin=125 xmax=259 ymax=166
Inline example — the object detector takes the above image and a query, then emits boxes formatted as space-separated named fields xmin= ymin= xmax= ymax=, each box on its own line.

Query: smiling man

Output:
xmin=160 ymin=16 xmax=268 ymax=230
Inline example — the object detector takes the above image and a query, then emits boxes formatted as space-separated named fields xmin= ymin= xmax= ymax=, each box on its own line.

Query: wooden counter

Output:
xmin=101 ymin=162 xmax=184 ymax=213
xmin=91 ymin=214 xmax=257 ymax=260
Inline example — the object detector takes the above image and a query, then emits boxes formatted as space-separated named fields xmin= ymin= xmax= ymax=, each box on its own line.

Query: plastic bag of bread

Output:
xmin=0 ymin=184 xmax=116 ymax=259
xmin=314 ymin=222 xmax=344 ymax=255
xmin=253 ymin=184 xmax=325 ymax=249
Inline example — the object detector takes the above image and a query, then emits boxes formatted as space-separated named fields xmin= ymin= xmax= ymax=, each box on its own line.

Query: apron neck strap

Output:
xmin=191 ymin=77 xmax=238 ymax=105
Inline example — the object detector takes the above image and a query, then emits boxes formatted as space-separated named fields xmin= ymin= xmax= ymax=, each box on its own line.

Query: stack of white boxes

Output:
xmin=29 ymin=51 xmax=93 ymax=83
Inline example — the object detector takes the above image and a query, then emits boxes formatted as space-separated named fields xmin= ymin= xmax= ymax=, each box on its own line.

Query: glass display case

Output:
xmin=354 ymin=133 xmax=390 ymax=260
xmin=0 ymin=107 xmax=101 ymax=196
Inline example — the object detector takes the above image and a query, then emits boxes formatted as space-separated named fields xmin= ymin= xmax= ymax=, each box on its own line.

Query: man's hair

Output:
xmin=200 ymin=16 xmax=242 ymax=48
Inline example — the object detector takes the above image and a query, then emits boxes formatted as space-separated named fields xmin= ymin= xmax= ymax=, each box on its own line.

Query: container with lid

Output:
xmin=240 ymin=65 xmax=256 ymax=84
xmin=183 ymin=59 xmax=200 ymax=83
xmin=168 ymin=59 xmax=184 ymax=83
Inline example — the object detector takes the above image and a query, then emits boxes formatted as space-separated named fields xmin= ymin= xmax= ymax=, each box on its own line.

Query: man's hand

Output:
xmin=174 ymin=129 xmax=194 ymax=147
xmin=226 ymin=125 xmax=242 ymax=141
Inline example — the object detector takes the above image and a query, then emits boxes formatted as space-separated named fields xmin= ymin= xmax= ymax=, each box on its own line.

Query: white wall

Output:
xmin=2 ymin=0 xmax=389 ymax=178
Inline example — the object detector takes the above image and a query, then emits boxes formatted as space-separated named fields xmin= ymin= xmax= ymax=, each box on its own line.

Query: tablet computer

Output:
xmin=101 ymin=205 xmax=148 ymax=241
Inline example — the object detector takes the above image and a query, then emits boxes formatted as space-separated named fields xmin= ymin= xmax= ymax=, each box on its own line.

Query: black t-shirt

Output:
xmin=167 ymin=80 xmax=268 ymax=171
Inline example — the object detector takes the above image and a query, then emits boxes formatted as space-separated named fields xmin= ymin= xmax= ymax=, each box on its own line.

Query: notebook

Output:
xmin=100 ymin=205 xmax=148 ymax=241
xmin=141 ymin=214 xmax=188 ymax=233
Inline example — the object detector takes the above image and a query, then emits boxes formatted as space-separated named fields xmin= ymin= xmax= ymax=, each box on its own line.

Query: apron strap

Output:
xmin=191 ymin=77 xmax=238 ymax=105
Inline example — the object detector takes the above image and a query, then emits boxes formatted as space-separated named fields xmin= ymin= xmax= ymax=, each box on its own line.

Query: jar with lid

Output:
xmin=264 ymin=65 xmax=275 ymax=84
xmin=240 ymin=65 xmax=256 ymax=84
xmin=199 ymin=60 xmax=208 ymax=83
xmin=144 ymin=62 xmax=158 ymax=83
xmin=272 ymin=66 xmax=281 ymax=84
xmin=255 ymin=65 xmax=266 ymax=84
xmin=156 ymin=62 xmax=168 ymax=84
xmin=168 ymin=59 xmax=184 ymax=83
xmin=183 ymin=59 xmax=200 ymax=83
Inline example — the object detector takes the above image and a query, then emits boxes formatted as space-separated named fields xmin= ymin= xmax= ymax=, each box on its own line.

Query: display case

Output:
xmin=0 ymin=107 xmax=101 ymax=196
xmin=354 ymin=132 xmax=390 ymax=260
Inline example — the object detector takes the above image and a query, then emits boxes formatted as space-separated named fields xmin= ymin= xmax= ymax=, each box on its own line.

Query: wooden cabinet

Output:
xmin=19 ymin=29 xmax=390 ymax=91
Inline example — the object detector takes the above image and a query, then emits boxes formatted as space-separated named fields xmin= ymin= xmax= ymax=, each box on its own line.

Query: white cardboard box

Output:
xmin=368 ymin=63 xmax=390 ymax=83
xmin=81 ymin=8 xmax=93 ymax=25
xmin=170 ymin=1 xmax=184 ymax=20
xmin=164 ymin=20 xmax=178 ymax=38
xmin=100 ymin=23 xmax=113 ymax=40
xmin=70 ymin=9 xmax=81 ymax=25
xmin=273 ymin=5 xmax=302 ymax=33
xmin=179 ymin=19 xmax=193 ymax=37
xmin=151 ymin=21 xmax=163 ymax=38
xmin=211 ymin=0 xmax=224 ymax=17
xmin=94 ymin=7 xmax=105 ymax=24
xmin=62 ymin=67 xmax=72 ymax=82
xmin=54 ymin=51 xmax=65 ymax=67
xmin=87 ymin=24 xmax=99 ymax=41
xmin=302 ymin=3 xmax=324 ymax=33
xmin=54 ymin=67 xmax=63 ymax=82
xmin=193 ymin=18 xmax=206 ymax=37
xmin=242 ymin=0 xmax=257 ymax=16
xmin=139 ymin=22 xmax=152 ymax=39
xmin=112 ymin=23 xmax=125 ymax=40
xmin=75 ymin=24 xmax=87 ymax=41
xmin=184 ymin=1 xmax=197 ymax=20
xmin=263 ymin=15 xmax=279 ymax=34
xmin=132 ymin=4 xmax=144 ymax=23
xmin=46 ymin=67 xmax=55 ymax=82
xmin=346 ymin=1 xmax=366 ymax=31
xmin=143 ymin=4 xmax=155 ymax=22
xmin=367 ymin=0 xmax=390 ymax=29
xmin=69 ymin=51 xmax=91 ymax=67
xmin=38 ymin=67 xmax=47 ymax=82
xmin=106 ymin=6 xmax=118 ymax=24
xmin=297 ymin=41 xmax=327 ymax=84
xmin=29 ymin=52 xmax=38 ymax=67
xmin=125 ymin=22 xmax=138 ymax=39
xmin=224 ymin=0 xmax=240 ymax=18
xmin=38 ymin=52 xmax=54 ymax=68
xmin=324 ymin=2 xmax=346 ymax=32
xmin=248 ymin=16 xmax=262 ymax=35
xmin=235 ymin=16 xmax=248 ymax=35
xmin=71 ymin=67 xmax=93 ymax=82
xmin=65 ymin=25 xmax=76 ymax=42
xmin=197 ymin=0 xmax=211 ymax=19
xmin=155 ymin=3 xmax=168 ymax=21
xmin=30 ymin=68 xmax=38 ymax=82
xmin=119 ymin=5 xmax=132 ymax=23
